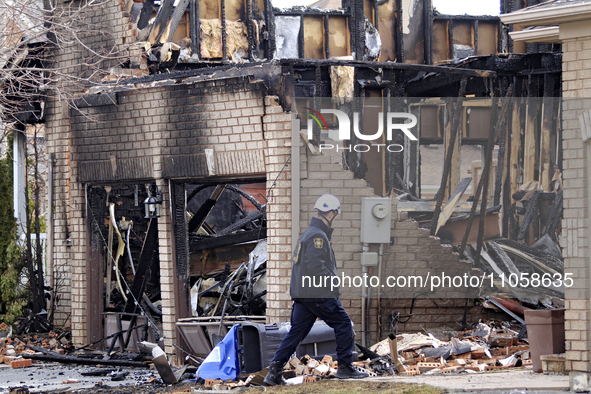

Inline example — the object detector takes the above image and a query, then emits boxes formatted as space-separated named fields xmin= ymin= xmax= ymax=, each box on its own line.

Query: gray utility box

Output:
xmin=360 ymin=197 xmax=392 ymax=244
xmin=238 ymin=321 xmax=337 ymax=374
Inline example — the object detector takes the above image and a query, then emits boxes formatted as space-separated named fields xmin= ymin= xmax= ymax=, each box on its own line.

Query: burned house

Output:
xmin=18 ymin=0 xmax=569 ymax=367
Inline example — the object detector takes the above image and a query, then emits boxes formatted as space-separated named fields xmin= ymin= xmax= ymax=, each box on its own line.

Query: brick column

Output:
xmin=263 ymin=96 xmax=293 ymax=323
xmin=562 ymin=34 xmax=591 ymax=390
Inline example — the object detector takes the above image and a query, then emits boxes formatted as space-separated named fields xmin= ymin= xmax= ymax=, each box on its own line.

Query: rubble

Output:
xmin=366 ymin=319 xmax=532 ymax=376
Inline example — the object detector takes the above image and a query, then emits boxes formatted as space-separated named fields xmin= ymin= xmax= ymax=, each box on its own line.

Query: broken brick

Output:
xmin=11 ymin=359 xmax=33 ymax=369
xmin=204 ymin=378 xmax=222 ymax=388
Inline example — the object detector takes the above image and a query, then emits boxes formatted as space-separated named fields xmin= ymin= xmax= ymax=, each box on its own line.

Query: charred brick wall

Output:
xmin=44 ymin=0 xmax=135 ymax=339
xmin=48 ymin=72 xmax=288 ymax=354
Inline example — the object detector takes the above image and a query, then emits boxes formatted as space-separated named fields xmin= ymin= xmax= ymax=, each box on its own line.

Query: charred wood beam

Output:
xmin=274 ymin=9 xmax=350 ymax=16
xmin=512 ymin=190 xmax=556 ymax=201
xmin=448 ymin=20 xmax=453 ymax=60
xmin=299 ymin=16 xmax=305 ymax=59
xmin=190 ymin=228 xmax=267 ymax=252
xmin=224 ymin=184 xmax=263 ymax=211
xmin=392 ymin=79 xmax=406 ymax=194
xmin=266 ymin=0 xmax=276 ymax=59
xmin=124 ymin=219 xmax=159 ymax=314
xmin=324 ymin=15 xmax=330 ymax=60
xmin=406 ymin=74 xmax=464 ymax=97
xmin=396 ymin=0 xmax=403 ymax=62
xmin=475 ymin=91 xmax=506 ymax=267
xmin=473 ymin=20 xmax=478 ymax=55
xmin=517 ymin=190 xmax=541 ymax=241
xmin=498 ymin=20 xmax=504 ymax=54
xmin=217 ymin=210 xmax=264 ymax=236
xmin=424 ymin=0 xmax=433 ymax=65
xmin=545 ymin=190 xmax=564 ymax=239
xmin=494 ymin=79 xmax=510 ymax=206
xmin=373 ymin=0 xmax=378 ymax=30
xmin=247 ymin=0 xmax=254 ymax=61
xmin=434 ymin=14 xmax=500 ymax=21
xmin=188 ymin=185 xmax=226 ymax=233
xmin=429 ymin=76 xmax=467 ymax=236
xmin=502 ymin=76 xmax=518 ymax=237
xmin=279 ymin=59 xmax=497 ymax=78
xmin=459 ymin=84 xmax=514 ymax=256
xmin=149 ymin=0 xmax=176 ymax=44
xmin=517 ymin=69 xmax=562 ymax=76
xmin=138 ymin=0 xmax=155 ymax=30
xmin=221 ymin=0 xmax=227 ymax=62
xmin=190 ymin=0 xmax=198 ymax=57
xmin=23 ymin=353 xmax=150 ymax=368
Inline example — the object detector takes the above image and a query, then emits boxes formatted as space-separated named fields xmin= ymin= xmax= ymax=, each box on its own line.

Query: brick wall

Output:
xmin=45 ymin=0 xmax=133 ymax=333
xmin=49 ymin=72 xmax=282 ymax=352
xmin=561 ymin=35 xmax=591 ymax=374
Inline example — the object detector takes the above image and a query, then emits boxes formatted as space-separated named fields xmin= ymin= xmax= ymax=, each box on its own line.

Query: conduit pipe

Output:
xmin=47 ymin=153 xmax=55 ymax=321
xmin=361 ymin=243 xmax=369 ymax=347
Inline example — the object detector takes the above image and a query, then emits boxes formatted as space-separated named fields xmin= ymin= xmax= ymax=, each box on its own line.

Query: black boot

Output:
xmin=335 ymin=363 xmax=369 ymax=379
xmin=263 ymin=361 xmax=287 ymax=386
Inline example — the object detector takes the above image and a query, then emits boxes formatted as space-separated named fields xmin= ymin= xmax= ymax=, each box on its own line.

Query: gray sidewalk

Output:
xmin=371 ymin=370 xmax=569 ymax=392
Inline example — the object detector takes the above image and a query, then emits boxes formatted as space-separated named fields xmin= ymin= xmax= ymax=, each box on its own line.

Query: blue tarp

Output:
xmin=197 ymin=324 xmax=240 ymax=380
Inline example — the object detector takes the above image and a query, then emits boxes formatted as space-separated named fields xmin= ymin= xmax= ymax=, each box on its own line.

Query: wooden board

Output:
xmin=510 ymin=100 xmax=521 ymax=197
xmin=199 ymin=0 xmax=220 ymax=20
xmin=432 ymin=20 xmax=449 ymax=64
xmin=443 ymin=104 xmax=460 ymax=199
xmin=328 ymin=16 xmax=350 ymax=58
xmin=225 ymin=0 xmax=245 ymax=22
xmin=252 ymin=0 xmax=264 ymax=19
xmin=540 ymin=98 xmax=552 ymax=191
xmin=364 ymin=0 xmax=374 ymax=25
xmin=437 ymin=212 xmax=500 ymax=245
xmin=477 ymin=22 xmax=498 ymax=56
xmin=362 ymin=91 xmax=385 ymax=196
xmin=451 ymin=21 xmax=473 ymax=48
xmin=524 ymin=100 xmax=537 ymax=185
xmin=304 ymin=16 xmax=325 ymax=59
xmin=378 ymin=0 xmax=397 ymax=62
xmin=172 ymin=11 xmax=191 ymax=42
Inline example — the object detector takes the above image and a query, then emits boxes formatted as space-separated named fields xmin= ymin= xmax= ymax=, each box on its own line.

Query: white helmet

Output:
xmin=314 ymin=194 xmax=341 ymax=214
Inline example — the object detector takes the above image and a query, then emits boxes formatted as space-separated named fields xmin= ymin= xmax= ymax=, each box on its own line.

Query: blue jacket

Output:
xmin=290 ymin=217 xmax=340 ymax=299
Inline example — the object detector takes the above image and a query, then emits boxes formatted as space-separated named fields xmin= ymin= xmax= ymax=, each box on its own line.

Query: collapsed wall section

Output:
xmin=286 ymin=135 xmax=485 ymax=344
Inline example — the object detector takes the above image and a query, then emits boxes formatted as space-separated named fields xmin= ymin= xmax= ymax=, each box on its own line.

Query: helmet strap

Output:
xmin=319 ymin=210 xmax=337 ymax=228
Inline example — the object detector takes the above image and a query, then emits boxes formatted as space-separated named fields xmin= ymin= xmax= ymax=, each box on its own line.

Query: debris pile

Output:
xmin=190 ymin=240 xmax=267 ymax=319
xmin=0 ymin=322 xmax=72 ymax=369
xmin=367 ymin=319 xmax=531 ymax=376
xmin=202 ymin=354 xmax=370 ymax=388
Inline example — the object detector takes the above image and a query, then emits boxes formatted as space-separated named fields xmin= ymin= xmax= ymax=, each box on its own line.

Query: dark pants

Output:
xmin=271 ymin=298 xmax=354 ymax=366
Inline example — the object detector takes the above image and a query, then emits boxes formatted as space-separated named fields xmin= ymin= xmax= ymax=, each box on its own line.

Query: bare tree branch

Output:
xmin=0 ymin=0 xmax=133 ymax=131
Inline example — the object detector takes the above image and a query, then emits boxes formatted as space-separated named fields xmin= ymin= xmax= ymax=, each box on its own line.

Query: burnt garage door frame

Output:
xmin=169 ymin=177 xmax=267 ymax=356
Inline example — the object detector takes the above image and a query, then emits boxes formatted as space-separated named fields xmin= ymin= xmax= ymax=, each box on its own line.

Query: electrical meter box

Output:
xmin=360 ymin=197 xmax=392 ymax=243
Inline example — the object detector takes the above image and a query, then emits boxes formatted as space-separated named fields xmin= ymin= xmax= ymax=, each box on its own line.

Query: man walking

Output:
xmin=264 ymin=194 xmax=368 ymax=385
